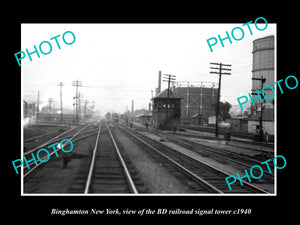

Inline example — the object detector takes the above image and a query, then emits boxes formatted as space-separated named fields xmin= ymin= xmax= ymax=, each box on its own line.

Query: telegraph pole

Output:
xmin=252 ymin=76 xmax=266 ymax=141
xmin=73 ymin=97 xmax=76 ymax=124
xmin=48 ymin=98 xmax=53 ymax=121
xmin=163 ymin=74 xmax=176 ymax=129
xmin=58 ymin=82 xmax=64 ymax=122
xmin=78 ymin=92 xmax=82 ymax=121
xmin=210 ymin=63 xmax=231 ymax=137
xmin=72 ymin=80 xmax=82 ymax=125
xmin=83 ymin=100 xmax=88 ymax=119
xmin=150 ymin=90 xmax=154 ymax=111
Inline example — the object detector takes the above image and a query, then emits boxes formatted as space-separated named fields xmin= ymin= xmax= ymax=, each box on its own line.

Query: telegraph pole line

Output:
xmin=72 ymin=80 xmax=82 ymax=125
xmin=210 ymin=63 xmax=231 ymax=137
xmin=58 ymin=82 xmax=64 ymax=122
xmin=163 ymin=74 xmax=176 ymax=129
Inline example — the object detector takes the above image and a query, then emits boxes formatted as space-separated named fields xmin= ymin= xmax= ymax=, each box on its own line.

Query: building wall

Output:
xmin=252 ymin=35 xmax=275 ymax=111
xmin=248 ymin=120 xmax=274 ymax=135
xmin=173 ymin=82 xmax=218 ymax=123
xmin=226 ymin=118 xmax=248 ymax=132
xmin=23 ymin=101 xmax=36 ymax=117
xmin=37 ymin=113 xmax=74 ymax=124
xmin=136 ymin=116 xmax=153 ymax=126
xmin=152 ymin=98 xmax=181 ymax=130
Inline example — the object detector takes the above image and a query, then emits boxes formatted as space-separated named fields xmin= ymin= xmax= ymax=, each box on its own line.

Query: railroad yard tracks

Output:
xmin=23 ymin=118 xmax=273 ymax=194
xmin=131 ymin=124 xmax=274 ymax=185
xmin=24 ymin=119 xmax=145 ymax=194
xmin=23 ymin=121 xmax=99 ymax=178
xmin=117 ymin=123 xmax=270 ymax=194
xmin=157 ymin=132 xmax=274 ymax=184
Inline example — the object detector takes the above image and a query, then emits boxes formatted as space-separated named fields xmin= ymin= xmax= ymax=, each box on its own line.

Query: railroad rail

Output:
xmin=130 ymin=123 xmax=274 ymax=183
xmin=81 ymin=119 xmax=138 ymax=194
xmin=23 ymin=121 xmax=99 ymax=178
xmin=181 ymin=124 xmax=274 ymax=144
xmin=117 ymin=123 xmax=269 ymax=194
xmin=156 ymin=132 xmax=274 ymax=183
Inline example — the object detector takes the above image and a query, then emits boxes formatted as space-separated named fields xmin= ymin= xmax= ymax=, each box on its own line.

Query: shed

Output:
xmin=136 ymin=113 xmax=153 ymax=126
xmin=226 ymin=117 xmax=248 ymax=132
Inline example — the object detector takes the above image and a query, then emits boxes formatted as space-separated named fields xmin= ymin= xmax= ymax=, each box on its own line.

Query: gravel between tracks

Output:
xmin=24 ymin=135 xmax=96 ymax=193
xmin=138 ymin=130 xmax=275 ymax=193
xmin=112 ymin=127 xmax=190 ymax=194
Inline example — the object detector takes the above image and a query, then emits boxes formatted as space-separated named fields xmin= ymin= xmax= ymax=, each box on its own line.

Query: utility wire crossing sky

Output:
xmin=22 ymin=23 xmax=276 ymax=114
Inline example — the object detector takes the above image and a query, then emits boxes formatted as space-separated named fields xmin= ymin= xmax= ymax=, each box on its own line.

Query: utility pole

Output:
xmin=48 ymin=98 xmax=53 ymax=121
xmin=78 ymin=92 xmax=82 ymax=122
xmin=252 ymin=76 xmax=266 ymax=141
xmin=73 ymin=97 xmax=76 ymax=124
xmin=58 ymin=82 xmax=64 ymax=123
xmin=131 ymin=100 xmax=134 ymax=116
xmin=83 ymin=100 xmax=88 ymax=119
xmin=210 ymin=63 xmax=231 ymax=137
xmin=36 ymin=90 xmax=40 ymax=125
xmin=163 ymin=74 xmax=176 ymax=129
xmin=150 ymin=90 xmax=154 ymax=111
xmin=91 ymin=101 xmax=94 ymax=117
xmin=72 ymin=80 xmax=82 ymax=125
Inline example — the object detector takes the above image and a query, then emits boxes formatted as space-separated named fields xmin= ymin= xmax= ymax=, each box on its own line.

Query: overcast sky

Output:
xmin=21 ymin=23 xmax=276 ymax=114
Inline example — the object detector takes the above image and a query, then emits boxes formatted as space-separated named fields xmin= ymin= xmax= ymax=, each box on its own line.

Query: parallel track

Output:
xmin=117 ymin=123 xmax=269 ymax=194
xmin=159 ymin=132 xmax=274 ymax=183
xmin=23 ymin=121 xmax=98 ymax=178
xmin=133 ymin=124 xmax=274 ymax=183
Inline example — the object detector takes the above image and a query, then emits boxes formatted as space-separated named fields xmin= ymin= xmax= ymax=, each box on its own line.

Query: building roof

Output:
xmin=152 ymin=88 xmax=182 ymax=100
xmin=23 ymin=96 xmax=36 ymax=104
xmin=253 ymin=35 xmax=274 ymax=43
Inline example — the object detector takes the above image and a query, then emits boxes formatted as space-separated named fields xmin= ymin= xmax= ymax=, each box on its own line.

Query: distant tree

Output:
xmin=242 ymin=110 xmax=250 ymax=117
xmin=213 ymin=101 xmax=232 ymax=120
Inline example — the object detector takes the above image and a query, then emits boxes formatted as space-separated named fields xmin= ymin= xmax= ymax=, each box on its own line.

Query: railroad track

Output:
xmin=131 ymin=124 xmax=274 ymax=183
xmin=117 ymin=123 xmax=269 ymax=194
xmin=182 ymin=125 xmax=274 ymax=145
xmin=69 ymin=119 xmax=142 ymax=194
xmin=165 ymin=129 xmax=274 ymax=153
xmin=158 ymin=132 xmax=274 ymax=183
xmin=23 ymin=120 xmax=99 ymax=178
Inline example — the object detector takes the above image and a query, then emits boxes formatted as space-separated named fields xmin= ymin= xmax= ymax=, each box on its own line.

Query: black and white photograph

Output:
xmin=20 ymin=22 xmax=276 ymax=195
